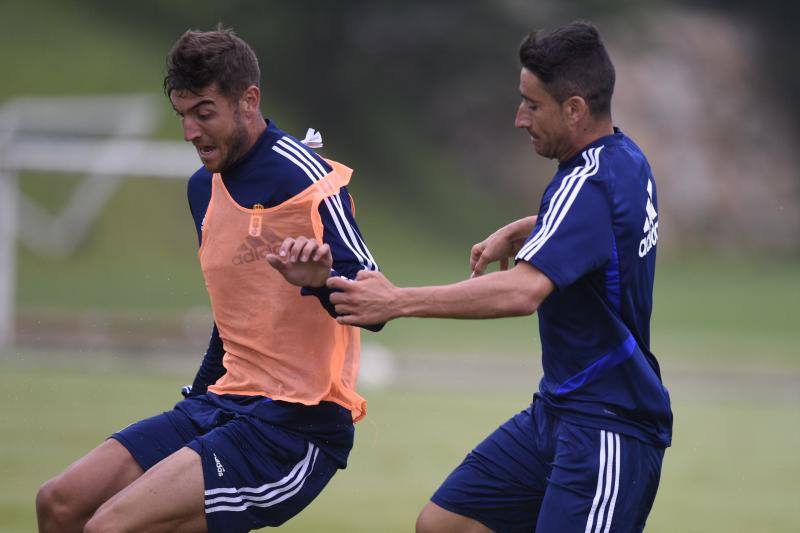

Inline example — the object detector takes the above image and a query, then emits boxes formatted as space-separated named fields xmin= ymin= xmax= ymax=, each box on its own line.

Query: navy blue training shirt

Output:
xmin=186 ymin=119 xmax=381 ymax=396
xmin=516 ymin=128 xmax=672 ymax=447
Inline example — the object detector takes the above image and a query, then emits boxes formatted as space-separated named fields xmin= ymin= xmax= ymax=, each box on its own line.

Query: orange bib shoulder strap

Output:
xmin=323 ymin=159 xmax=353 ymax=189
xmin=209 ymin=159 xmax=351 ymax=208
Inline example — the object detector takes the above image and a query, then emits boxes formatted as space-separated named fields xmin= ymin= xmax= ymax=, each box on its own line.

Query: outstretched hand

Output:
xmin=266 ymin=236 xmax=332 ymax=288
xmin=327 ymin=270 xmax=398 ymax=325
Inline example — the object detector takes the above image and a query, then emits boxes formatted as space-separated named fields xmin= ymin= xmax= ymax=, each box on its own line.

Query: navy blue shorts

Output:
xmin=431 ymin=399 xmax=665 ymax=532
xmin=112 ymin=394 xmax=345 ymax=532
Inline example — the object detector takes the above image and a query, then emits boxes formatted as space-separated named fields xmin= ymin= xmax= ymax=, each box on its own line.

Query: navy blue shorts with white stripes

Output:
xmin=431 ymin=398 xmax=665 ymax=533
xmin=111 ymin=394 xmax=343 ymax=532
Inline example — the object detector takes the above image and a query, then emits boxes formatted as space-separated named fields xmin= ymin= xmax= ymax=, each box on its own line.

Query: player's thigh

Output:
xmin=86 ymin=446 xmax=206 ymax=533
xmin=536 ymin=425 xmax=665 ymax=533
xmin=428 ymin=402 xmax=555 ymax=533
xmin=416 ymin=501 xmax=493 ymax=533
xmin=40 ymin=407 xmax=200 ymax=529
xmin=112 ymin=403 xmax=203 ymax=471
xmin=37 ymin=438 xmax=143 ymax=523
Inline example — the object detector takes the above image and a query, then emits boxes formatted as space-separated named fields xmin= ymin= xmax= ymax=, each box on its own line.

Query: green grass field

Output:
xmin=8 ymin=172 xmax=800 ymax=532
xmin=1 ymin=360 xmax=798 ymax=532
xmin=3 ymin=2 xmax=799 ymax=530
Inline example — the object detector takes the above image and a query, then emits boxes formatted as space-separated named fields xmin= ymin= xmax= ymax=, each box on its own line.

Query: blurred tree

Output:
xmin=683 ymin=0 xmax=800 ymax=125
xmin=71 ymin=0 xmax=800 ymax=253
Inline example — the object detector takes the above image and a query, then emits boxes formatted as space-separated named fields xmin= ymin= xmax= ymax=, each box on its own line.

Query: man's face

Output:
xmin=515 ymin=68 xmax=571 ymax=160
xmin=170 ymin=83 xmax=250 ymax=172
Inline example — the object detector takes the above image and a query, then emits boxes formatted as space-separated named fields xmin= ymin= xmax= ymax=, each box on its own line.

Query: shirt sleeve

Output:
xmin=263 ymin=133 xmax=384 ymax=330
xmin=185 ymin=170 xmax=226 ymax=392
xmin=515 ymin=179 xmax=613 ymax=290
xmin=320 ymin=185 xmax=378 ymax=276
xmin=301 ymin=185 xmax=384 ymax=331
xmin=186 ymin=325 xmax=226 ymax=396
xmin=187 ymin=167 xmax=212 ymax=246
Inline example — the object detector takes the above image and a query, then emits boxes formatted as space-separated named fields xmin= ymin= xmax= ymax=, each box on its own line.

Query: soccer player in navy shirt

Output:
xmin=326 ymin=21 xmax=672 ymax=532
xmin=36 ymin=27 xmax=380 ymax=533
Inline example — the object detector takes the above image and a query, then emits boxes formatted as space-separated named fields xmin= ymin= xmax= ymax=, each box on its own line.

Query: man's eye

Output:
xmin=198 ymin=113 xmax=211 ymax=120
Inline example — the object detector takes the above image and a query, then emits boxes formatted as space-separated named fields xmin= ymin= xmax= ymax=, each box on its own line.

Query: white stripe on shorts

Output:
xmin=585 ymin=430 xmax=621 ymax=533
xmin=604 ymin=433 xmax=621 ymax=533
xmin=204 ymin=443 xmax=319 ymax=513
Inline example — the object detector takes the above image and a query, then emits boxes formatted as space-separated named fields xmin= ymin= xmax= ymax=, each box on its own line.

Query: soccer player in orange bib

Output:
xmin=36 ymin=27 xmax=380 ymax=533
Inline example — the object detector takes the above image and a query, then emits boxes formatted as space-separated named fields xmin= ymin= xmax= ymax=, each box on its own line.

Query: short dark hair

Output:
xmin=164 ymin=25 xmax=260 ymax=101
xmin=519 ymin=21 xmax=615 ymax=117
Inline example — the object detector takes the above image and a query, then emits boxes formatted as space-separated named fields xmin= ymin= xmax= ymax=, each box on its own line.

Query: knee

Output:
xmin=416 ymin=501 xmax=488 ymax=533
xmin=36 ymin=477 xmax=82 ymax=530
xmin=415 ymin=503 xmax=438 ymax=533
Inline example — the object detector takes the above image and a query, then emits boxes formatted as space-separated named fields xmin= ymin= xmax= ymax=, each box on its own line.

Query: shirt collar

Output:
xmin=558 ymin=127 xmax=624 ymax=171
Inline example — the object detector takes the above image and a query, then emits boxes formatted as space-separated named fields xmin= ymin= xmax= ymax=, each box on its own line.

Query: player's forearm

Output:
xmin=489 ymin=216 xmax=538 ymax=257
xmin=503 ymin=216 xmax=538 ymax=240
xmin=392 ymin=266 xmax=546 ymax=320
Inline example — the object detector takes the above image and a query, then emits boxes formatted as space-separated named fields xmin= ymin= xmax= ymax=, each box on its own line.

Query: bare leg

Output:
xmin=416 ymin=502 xmax=494 ymax=533
xmin=36 ymin=439 xmax=144 ymax=533
xmin=84 ymin=446 xmax=206 ymax=533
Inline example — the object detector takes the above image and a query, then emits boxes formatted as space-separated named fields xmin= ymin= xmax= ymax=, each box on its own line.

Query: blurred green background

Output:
xmin=1 ymin=0 xmax=799 ymax=531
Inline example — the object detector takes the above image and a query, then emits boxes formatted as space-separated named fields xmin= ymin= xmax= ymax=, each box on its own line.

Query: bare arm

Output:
xmin=327 ymin=261 xmax=554 ymax=325
xmin=470 ymin=215 xmax=538 ymax=277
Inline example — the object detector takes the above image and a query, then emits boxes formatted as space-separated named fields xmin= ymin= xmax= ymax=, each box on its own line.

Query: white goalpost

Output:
xmin=0 ymin=94 xmax=199 ymax=348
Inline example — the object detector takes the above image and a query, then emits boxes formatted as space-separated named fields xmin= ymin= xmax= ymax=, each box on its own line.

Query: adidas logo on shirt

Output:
xmin=638 ymin=179 xmax=658 ymax=258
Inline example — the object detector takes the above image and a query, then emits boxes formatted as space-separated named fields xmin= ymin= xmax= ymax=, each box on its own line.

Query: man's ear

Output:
xmin=563 ymin=95 xmax=588 ymax=127
xmin=241 ymin=85 xmax=261 ymax=115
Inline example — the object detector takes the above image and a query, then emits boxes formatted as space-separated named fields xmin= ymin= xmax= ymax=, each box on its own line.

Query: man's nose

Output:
xmin=514 ymin=104 xmax=529 ymax=129
xmin=182 ymin=118 xmax=201 ymax=143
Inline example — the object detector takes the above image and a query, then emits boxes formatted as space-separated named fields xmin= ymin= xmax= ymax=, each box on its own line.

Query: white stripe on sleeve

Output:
xmin=280 ymin=137 xmax=378 ymax=270
xmin=517 ymin=159 xmax=588 ymax=259
xmin=517 ymin=146 xmax=604 ymax=262
xmin=272 ymin=144 xmax=321 ymax=181
xmin=282 ymin=136 xmax=328 ymax=176
xmin=272 ymin=139 xmax=376 ymax=270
